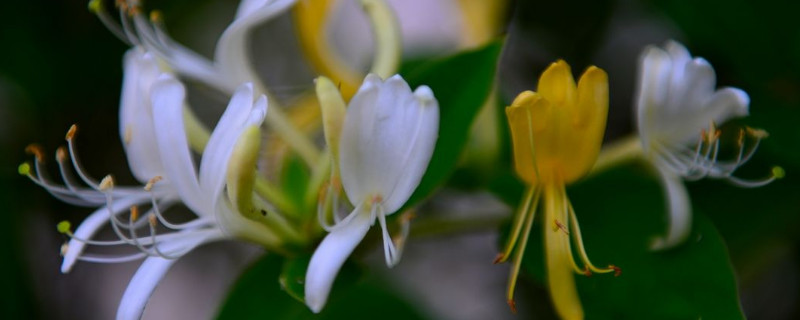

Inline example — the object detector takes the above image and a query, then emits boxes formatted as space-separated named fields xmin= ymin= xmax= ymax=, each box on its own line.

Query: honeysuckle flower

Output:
xmin=635 ymin=40 xmax=783 ymax=250
xmin=304 ymin=74 xmax=439 ymax=313
xmin=496 ymin=60 xmax=618 ymax=319
xmin=21 ymin=68 xmax=278 ymax=319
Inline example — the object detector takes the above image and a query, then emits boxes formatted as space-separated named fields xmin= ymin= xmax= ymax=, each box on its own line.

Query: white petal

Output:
xmin=635 ymin=46 xmax=673 ymax=152
xmin=305 ymin=207 xmax=372 ymax=313
xmin=116 ymin=230 xmax=224 ymax=320
xmin=339 ymin=74 xmax=438 ymax=213
xmin=119 ymin=48 xmax=164 ymax=182
xmin=199 ymin=83 xmax=254 ymax=199
xmin=116 ymin=257 xmax=176 ymax=320
xmin=150 ymin=74 xmax=205 ymax=214
xmin=61 ymin=195 xmax=150 ymax=273
xmin=381 ymin=85 xmax=439 ymax=212
xmin=650 ymin=169 xmax=692 ymax=250
xmin=215 ymin=0 xmax=298 ymax=89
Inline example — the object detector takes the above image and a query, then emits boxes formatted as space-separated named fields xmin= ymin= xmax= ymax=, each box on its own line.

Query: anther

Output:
xmin=746 ymin=127 xmax=769 ymax=139
xmin=99 ymin=175 xmax=115 ymax=191
xmin=130 ymin=206 xmax=140 ymax=222
xmin=60 ymin=242 xmax=69 ymax=256
xmin=772 ymin=166 xmax=786 ymax=179
xmin=493 ymin=253 xmax=506 ymax=264
xmin=25 ymin=144 xmax=45 ymax=162
xmin=66 ymin=124 xmax=78 ymax=141
xmin=18 ymin=163 xmax=31 ymax=176
xmin=583 ymin=266 xmax=592 ymax=277
xmin=507 ymin=299 xmax=517 ymax=314
xmin=150 ymin=10 xmax=163 ymax=23
xmin=144 ymin=176 xmax=163 ymax=191
xmin=57 ymin=220 xmax=72 ymax=234
xmin=611 ymin=265 xmax=621 ymax=277
xmin=56 ymin=146 xmax=68 ymax=163
xmin=148 ymin=213 xmax=158 ymax=227
xmin=554 ymin=220 xmax=569 ymax=234
xmin=124 ymin=126 xmax=132 ymax=144
xmin=737 ymin=129 xmax=745 ymax=147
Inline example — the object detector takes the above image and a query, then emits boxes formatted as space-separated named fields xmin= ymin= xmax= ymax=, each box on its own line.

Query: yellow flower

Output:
xmin=497 ymin=60 xmax=618 ymax=319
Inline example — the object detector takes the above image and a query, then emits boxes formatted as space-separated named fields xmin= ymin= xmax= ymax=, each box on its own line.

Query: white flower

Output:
xmin=90 ymin=0 xmax=297 ymax=94
xmin=304 ymin=74 xmax=439 ymax=313
xmin=23 ymin=55 xmax=271 ymax=318
xmin=635 ymin=40 xmax=781 ymax=250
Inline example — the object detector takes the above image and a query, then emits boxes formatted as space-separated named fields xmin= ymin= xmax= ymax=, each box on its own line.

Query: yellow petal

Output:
xmin=506 ymin=91 xmax=550 ymax=185
xmin=226 ymin=125 xmax=262 ymax=219
xmin=562 ymin=66 xmax=608 ymax=183
xmin=537 ymin=60 xmax=577 ymax=108
xmin=544 ymin=184 xmax=584 ymax=320
xmin=315 ymin=76 xmax=347 ymax=170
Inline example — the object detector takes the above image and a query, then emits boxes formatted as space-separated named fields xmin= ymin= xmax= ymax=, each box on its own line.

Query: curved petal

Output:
xmin=305 ymin=208 xmax=372 ymax=313
xmin=199 ymin=83 xmax=254 ymax=198
xmin=215 ymin=0 xmax=298 ymax=89
xmin=119 ymin=48 xmax=164 ymax=182
xmin=634 ymin=45 xmax=673 ymax=151
xmin=381 ymin=85 xmax=439 ymax=212
xmin=116 ymin=229 xmax=225 ymax=320
xmin=650 ymin=169 xmax=692 ymax=250
xmin=339 ymin=75 xmax=381 ymax=204
xmin=151 ymin=75 xmax=205 ymax=214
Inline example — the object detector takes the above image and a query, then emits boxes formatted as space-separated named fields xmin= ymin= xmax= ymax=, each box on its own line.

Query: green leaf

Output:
xmin=217 ymin=254 xmax=429 ymax=320
xmin=400 ymin=39 xmax=504 ymax=209
xmin=494 ymin=165 xmax=744 ymax=319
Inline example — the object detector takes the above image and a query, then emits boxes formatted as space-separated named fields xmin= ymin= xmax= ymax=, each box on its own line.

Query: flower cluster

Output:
xmin=20 ymin=0 xmax=780 ymax=319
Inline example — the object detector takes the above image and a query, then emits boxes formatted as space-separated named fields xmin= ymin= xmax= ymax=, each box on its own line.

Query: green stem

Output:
xmin=590 ymin=135 xmax=644 ymax=175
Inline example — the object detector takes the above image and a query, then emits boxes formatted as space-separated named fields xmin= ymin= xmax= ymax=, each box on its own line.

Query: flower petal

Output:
xmin=199 ymin=83 xmax=254 ymax=199
xmin=304 ymin=207 xmax=372 ymax=313
xmin=650 ymin=169 xmax=692 ymax=251
xmin=119 ymin=48 xmax=164 ymax=182
xmin=151 ymin=74 xmax=205 ymax=214
xmin=215 ymin=0 xmax=298 ymax=89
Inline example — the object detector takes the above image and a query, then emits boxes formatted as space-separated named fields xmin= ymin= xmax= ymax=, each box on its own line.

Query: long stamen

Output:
xmin=566 ymin=199 xmax=619 ymax=276
xmin=495 ymin=186 xmax=538 ymax=264
xmin=505 ymin=187 xmax=540 ymax=313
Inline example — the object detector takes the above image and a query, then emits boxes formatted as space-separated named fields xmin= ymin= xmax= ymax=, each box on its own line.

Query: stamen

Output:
xmin=554 ymin=219 xmax=569 ymax=234
xmin=60 ymin=242 xmax=69 ymax=256
xmin=507 ymin=300 xmax=517 ymax=314
xmin=495 ymin=186 xmax=538 ymax=264
xmin=505 ymin=185 xmax=540 ymax=313
xmin=130 ymin=205 xmax=140 ymax=222
xmin=99 ymin=175 xmax=115 ymax=191
xmin=144 ymin=176 xmax=163 ymax=191
xmin=57 ymin=220 xmax=72 ymax=234
xmin=25 ymin=144 xmax=45 ymax=163
xmin=66 ymin=124 xmax=77 ymax=141
xmin=18 ymin=163 xmax=31 ymax=176
xmin=566 ymin=199 xmax=618 ymax=276
xmin=56 ymin=146 xmax=68 ymax=163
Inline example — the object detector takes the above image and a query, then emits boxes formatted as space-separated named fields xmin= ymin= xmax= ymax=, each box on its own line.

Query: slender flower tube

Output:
xmin=496 ymin=61 xmax=618 ymax=319
xmin=635 ymin=40 xmax=783 ymax=250
xmin=22 ymin=65 xmax=276 ymax=319
xmin=304 ymin=74 xmax=439 ymax=313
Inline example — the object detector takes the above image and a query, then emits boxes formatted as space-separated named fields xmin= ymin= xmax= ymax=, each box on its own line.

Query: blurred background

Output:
xmin=1 ymin=0 xmax=799 ymax=319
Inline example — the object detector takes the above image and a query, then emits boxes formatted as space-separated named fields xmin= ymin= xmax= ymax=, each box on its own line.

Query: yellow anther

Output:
xmin=25 ymin=144 xmax=45 ymax=162
xmin=88 ymin=0 xmax=103 ymax=12
xmin=746 ymin=127 xmax=769 ymax=139
xmin=148 ymin=213 xmax=158 ymax=227
xmin=57 ymin=221 xmax=72 ymax=234
xmin=99 ymin=175 xmax=115 ymax=191
xmin=150 ymin=10 xmax=163 ymax=23
xmin=130 ymin=206 xmax=140 ymax=222
xmin=124 ymin=126 xmax=132 ymax=144
xmin=144 ymin=176 xmax=163 ymax=191
xmin=66 ymin=124 xmax=78 ymax=141
xmin=772 ymin=166 xmax=786 ymax=179
xmin=56 ymin=146 xmax=68 ymax=163
xmin=737 ymin=129 xmax=745 ymax=146
xmin=60 ymin=242 xmax=69 ymax=256
xmin=18 ymin=163 xmax=31 ymax=176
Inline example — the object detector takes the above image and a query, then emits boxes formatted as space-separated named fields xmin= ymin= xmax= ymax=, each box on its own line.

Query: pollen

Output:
xmin=66 ymin=124 xmax=78 ymax=141
xmin=148 ymin=213 xmax=158 ymax=227
xmin=25 ymin=144 xmax=45 ymax=162
xmin=144 ymin=176 xmax=163 ymax=191
xmin=99 ymin=175 xmax=115 ymax=191
xmin=18 ymin=162 xmax=31 ymax=176
xmin=746 ymin=127 xmax=769 ymax=139
xmin=150 ymin=10 xmax=163 ymax=23
xmin=130 ymin=206 xmax=140 ymax=222
xmin=56 ymin=146 xmax=68 ymax=163
xmin=57 ymin=220 xmax=72 ymax=234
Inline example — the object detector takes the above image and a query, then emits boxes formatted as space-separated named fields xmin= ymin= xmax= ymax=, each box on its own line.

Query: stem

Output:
xmin=590 ymin=135 xmax=644 ymax=175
